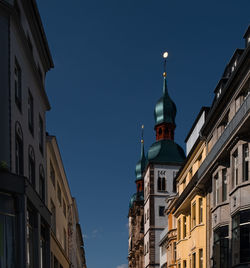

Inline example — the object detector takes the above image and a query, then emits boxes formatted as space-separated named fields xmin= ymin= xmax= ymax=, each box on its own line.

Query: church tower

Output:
xmin=143 ymin=54 xmax=185 ymax=268
xmin=128 ymin=127 xmax=146 ymax=268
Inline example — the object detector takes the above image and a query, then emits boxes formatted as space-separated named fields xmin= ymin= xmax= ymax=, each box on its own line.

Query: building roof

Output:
xmin=147 ymin=139 xmax=185 ymax=165
xmin=129 ymin=191 xmax=144 ymax=209
xmin=135 ymin=141 xmax=146 ymax=181
xmin=154 ymin=76 xmax=177 ymax=127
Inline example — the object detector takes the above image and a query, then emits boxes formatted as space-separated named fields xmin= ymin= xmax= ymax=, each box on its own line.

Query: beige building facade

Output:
xmin=47 ymin=135 xmax=87 ymax=268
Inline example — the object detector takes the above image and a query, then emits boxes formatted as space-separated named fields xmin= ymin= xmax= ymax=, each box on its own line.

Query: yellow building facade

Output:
xmin=171 ymin=108 xmax=209 ymax=268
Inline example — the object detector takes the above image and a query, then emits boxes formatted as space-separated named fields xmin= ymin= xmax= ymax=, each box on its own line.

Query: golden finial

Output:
xmin=163 ymin=51 xmax=168 ymax=77
xmin=141 ymin=125 xmax=144 ymax=143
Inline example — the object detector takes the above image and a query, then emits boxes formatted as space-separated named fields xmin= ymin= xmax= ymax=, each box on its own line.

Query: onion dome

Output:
xmin=147 ymin=139 xmax=185 ymax=164
xmin=135 ymin=140 xmax=146 ymax=181
xmin=154 ymin=75 xmax=177 ymax=127
xmin=129 ymin=191 xmax=144 ymax=209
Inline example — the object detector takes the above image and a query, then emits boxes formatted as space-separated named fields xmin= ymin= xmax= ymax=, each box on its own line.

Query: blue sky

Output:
xmin=36 ymin=1 xmax=249 ymax=267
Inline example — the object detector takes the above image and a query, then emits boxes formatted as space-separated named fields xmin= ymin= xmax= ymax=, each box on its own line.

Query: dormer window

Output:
xmin=231 ymin=60 xmax=237 ymax=72
xmin=217 ymin=87 xmax=222 ymax=99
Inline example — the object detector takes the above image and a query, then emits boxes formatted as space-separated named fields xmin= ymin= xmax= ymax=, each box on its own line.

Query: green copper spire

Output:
xmin=154 ymin=53 xmax=177 ymax=126
xmin=135 ymin=125 xmax=146 ymax=181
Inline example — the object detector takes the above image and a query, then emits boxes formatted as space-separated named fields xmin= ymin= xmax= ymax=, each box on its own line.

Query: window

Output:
xmin=28 ymin=91 xmax=34 ymax=134
xmin=199 ymin=249 xmax=203 ymax=268
xmin=192 ymin=202 xmax=196 ymax=228
xmin=178 ymin=219 xmax=181 ymax=240
xmin=51 ymin=200 xmax=56 ymax=234
xmin=63 ymin=199 xmax=66 ymax=217
xmin=232 ymin=150 xmax=238 ymax=187
xmin=222 ymin=169 xmax=227 ymax=202
xmin=192 ymin=252 xmax=196 ymax=268
xmin=50 ymin=160 xmax=56 ymax=187
xmin=159 ymin=206 xmax=165 ymax=217
xmin=189 ymin=167 xmax=193 ymax=177
xmin=63 ymin=228 xmax=67 ymax=252
xmin=183 ymin=260 xmax=187 ymax=268
xmin=214 ymin=173 xmax=219 ymax=206
xmin=162 ymin=177 xmax=166 ymax=191
xmin=147 ymin=241 xmax=149 ymax=253
xmin=27 ymin=34 xmax=33 ymax=54
xmin=39 ymin=165 xmax=45 ymax=201
xmin=197 ymin=153 xmax=202 ymax=167
xmin=178 ymin=263 xmax=181 ymax=268
xmin=50 ymin=161 xmax=55 ymax=187
xmin=232 ymin=210 xmax=250 ymax=265
xmin=0 ymin=193 xmax=16 ymax=268
xmin=14 ymin=59 xmax=22 ymax=111
xmin=40 ymin=223 xmax=46 ymax=268
xmin=243 ymin=144 xmax=249 ymax=182
xmin=39 ymin=115 xmax=44 ymax=154
xmin=28 ymin=146 xmax=35 ymax=187
xmin=27 ymin=208 xmax=34 ymax=268
xmin=158 ymin=177 xmax=166 ymax=191
xmin=183 ymin=216 xmax=187 ymax=238
xmin=173 ymin=242 xmax=176 ymax=261
xmin=183 ymin=177 xmax=186 ymax=189
xmin=147 ymin=208 xmax=149 ymax=220
xmin=15 ymin=122 xmax=23 ymax=175
xmin=54 ymin=256 xmax=59 ymax=268
xmin=199 ymin=198 xmax=203 ymax=224
xmin=213 ymin=226 xmax=229 ymax=268
xmin=57 ymin=183 xmax=62 ymax=205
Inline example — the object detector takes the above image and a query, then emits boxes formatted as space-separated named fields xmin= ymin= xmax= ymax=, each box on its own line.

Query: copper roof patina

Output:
xmin=154 ymin=76 xmax=177 ymax=126
xmin=129 ymin=191 xmax=144 ymax=208
xmin=147 ymin=139 xmax=185 ymax=164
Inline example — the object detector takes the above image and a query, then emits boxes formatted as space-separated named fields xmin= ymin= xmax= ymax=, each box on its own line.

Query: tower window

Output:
xmin=158 ymin=128 xmax=162 ymax=135
xmin=158 ymin=177 xmax=166 ymax=191
xmin=159 ymin=206 xmax=165 ymax=217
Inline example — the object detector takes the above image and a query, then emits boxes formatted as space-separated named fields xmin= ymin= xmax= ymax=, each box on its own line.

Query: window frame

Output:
xmin=28 ymin=90 xmax=34 ymax=135
xmin=39 ymin=165 xmax=45 ymax=202
xmin=28 ymin=145 xmax=35 ymax=187
xmin=15 ymin=122 xmax=23 ymax=175
xmin=14 ymin=58 xmax=22 ymax=112
xmin=191 ymin=202 xmax=196 ymax=228
xmin=243 ymin=143 xmax=249 ymax=182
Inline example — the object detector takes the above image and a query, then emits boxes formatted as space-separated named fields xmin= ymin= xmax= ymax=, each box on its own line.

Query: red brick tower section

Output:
xmin=155 ymin=122 xmax=175 ymax=141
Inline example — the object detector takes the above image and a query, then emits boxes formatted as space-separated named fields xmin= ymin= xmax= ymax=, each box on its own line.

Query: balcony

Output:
xmin=198 ymin=93 xmax=250 ymax=183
